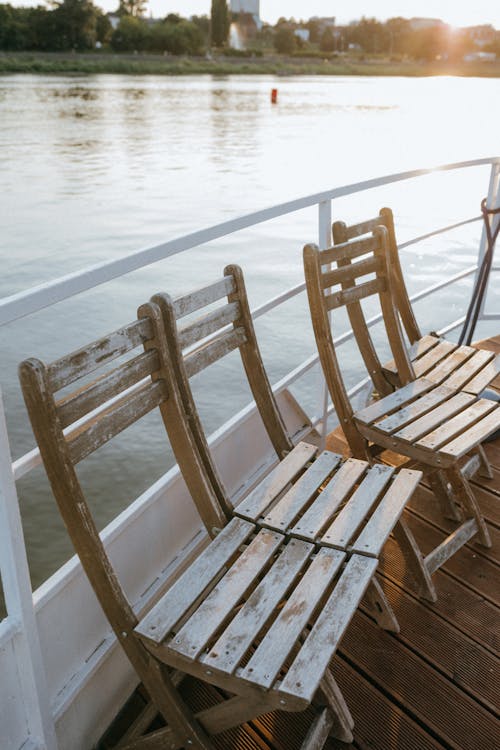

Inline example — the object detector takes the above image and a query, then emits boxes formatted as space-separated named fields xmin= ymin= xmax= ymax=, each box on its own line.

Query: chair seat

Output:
xmin=383 ymin=334 xmax=499 ymax=394
xmin=135 ymin=448 xmax=422 ymax=709
xmin=356 ymin=377 xmax=500 ymax=468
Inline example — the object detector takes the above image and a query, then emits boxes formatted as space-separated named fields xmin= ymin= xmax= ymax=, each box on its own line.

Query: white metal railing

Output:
xmin=0 ymin=156 xmax=499 ymax=750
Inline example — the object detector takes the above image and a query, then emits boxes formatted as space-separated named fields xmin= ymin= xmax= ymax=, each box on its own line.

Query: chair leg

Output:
xmin=300 ymin=707 xmax=334 ymax=750
xmin=144 ymin=659 xmax=215 ymax=750
xmin=317 ymin=670 xmax=354 ymax=743
xmin=365 ymin=576 xmax=399 ymax=633
xmin=445 ymin=467 xmax=491 ymax=548
xmin=392 ymin=518 xmax=437 ymax=602
xmin=477 ymin=444 xmax=494 ymax=479
xmin=427 ymin=470 xmax=462 ymax=522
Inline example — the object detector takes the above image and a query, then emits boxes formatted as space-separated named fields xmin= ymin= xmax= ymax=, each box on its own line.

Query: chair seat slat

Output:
xmin=395 ymin=392 xmax=475 ymax=442
xmin=68 ymin=380 xmax=166 ymax=464
xmin=325 ymin=278 xmax=384 ymax=311
xmin=383 ymin=334 xmax=441 ymax=377
xmin=439 ymin=405 xmax=500 ymax=460
xmin=351 ymin=469 xmax=422 ymax=556
xmin=48 ymin=318 xmax=152 ymax=392
xmin=279 ymin=555 xmax=377 ymax=705
xmin=136 ymin=517 xmax=255 ymax=644
xmin=235 ymin=442 xmax=318 ymax=521
xmin=416 ymin=398 xmax=497 ymax=451
xmin=57 ymin=350 xmax=159 ymax=428
xmin=411 ymin=340 xmax=458 ymax=378
xmin=171 ymin=528 xmax=283 ymax=659
xmin=290 ymin=459 xmax=368 ymax=542
xmin=184 ymin=327 xmax=247 ymax=378
xmin=205 ymin=539 xmax=313 ymax=674
xmin=356 ymin=377 xmax=434 ymax=424
xmin=240 ymin=548 xmax=345 ymax=690
xmin=460 ymin=353 xmax=499 ymax=395
xmin=178 ymin=302 xmax=240 ymax=350
xmin=262 ymin=451 xmax=341 ymax=532
xmin=424 ymin=345 xmax=477 ymax=384
xmin=321 ymin=465 xmax=395 ymax=551
xmin=375 ymin=385 xmax=455 ymax=434
xmin=443 ymin=349 xmax=495 ymax=391
xmin=173 ymin=276 xmax=236 ymax=319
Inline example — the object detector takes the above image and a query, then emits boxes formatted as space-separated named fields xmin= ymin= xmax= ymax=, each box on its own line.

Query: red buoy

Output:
xmin=271 ymin=88 xmax=278 ymax=104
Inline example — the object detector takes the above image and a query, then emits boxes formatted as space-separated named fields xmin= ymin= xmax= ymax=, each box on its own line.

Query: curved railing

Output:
xmin=0 ymin=156 xmax=499 ymax=750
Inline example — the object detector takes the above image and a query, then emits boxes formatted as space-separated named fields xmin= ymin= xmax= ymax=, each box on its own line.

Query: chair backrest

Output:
xmin=138 ymin=264 xmax=294 ymax=524
xmin=303 ymin=225 xmax=414 ymax=459
xmin=333 ymin=207 xmax=422 ymax=346
xmin=18 ymin=309 xmax=228 ymax=676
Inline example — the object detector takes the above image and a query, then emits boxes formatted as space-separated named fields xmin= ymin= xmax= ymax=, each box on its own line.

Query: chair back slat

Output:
xmin=68 ymin=380 xmax=167 ymax=464
xmin=334 ymin=208 xmax=421 ymax=344
xmin=178 ymin=301 xmax=241 ymax=351
xmin=322 ymin=256 xmax=383 ymax=288
xmin=173 ymin=276 xmax=236 ymax=320
xmin=303 ymin=226 xmax=415 ymax=459
xmin=320 ymin=236 xmax=378 ymax=265
xmin=47 ymin=317 xmax=153 ymax=392
xmin=142 ymin=265 xmax=294 ymax=526
xmin=184 ymin=327 xmax=247 ymax=379
xmin=56 ymin=349 xmax=159 ymax=428
xmin=325 ymin=278 xmax=386 ymax=311
xmin=343 ymin=216 xmax=382 ymax=240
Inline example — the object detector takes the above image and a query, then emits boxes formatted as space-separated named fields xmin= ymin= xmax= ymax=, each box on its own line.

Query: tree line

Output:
xmin=0 ymin=1 xmax=498 ymax=60
xmin=0 ymin=1 xmax=208 ymax=54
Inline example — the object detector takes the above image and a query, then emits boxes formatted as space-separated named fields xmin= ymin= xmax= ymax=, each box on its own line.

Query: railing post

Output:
xmin=318 ymin=199 xmax=332 ymax=449
xmin=477 ymin=161 xmax=500 ymax=321
xmin=0 ymin=389 xmax=58 ymax=749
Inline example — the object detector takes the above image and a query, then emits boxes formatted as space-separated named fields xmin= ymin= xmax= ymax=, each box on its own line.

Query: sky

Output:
xmin=7 ymin=0 xmax=500 ymax=28
xmin=98 ymin=1 xmax=500 ymax=27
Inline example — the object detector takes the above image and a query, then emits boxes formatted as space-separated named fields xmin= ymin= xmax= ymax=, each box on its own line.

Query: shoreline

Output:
xmin=1 ymin=51 xmax=500 ymax=77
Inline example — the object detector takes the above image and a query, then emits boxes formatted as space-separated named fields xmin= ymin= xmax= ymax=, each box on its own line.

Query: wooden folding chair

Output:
xmin=18 ymin=267 xmax=432 ymax=749
xmin=332 ymin=207 xmax=498 ymax=481
xmin=303 ymin=226 xmax=500 ymax=596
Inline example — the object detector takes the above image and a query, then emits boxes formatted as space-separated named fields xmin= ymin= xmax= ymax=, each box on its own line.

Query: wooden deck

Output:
xmin=100 ymin=338 xmax=500 ymax=750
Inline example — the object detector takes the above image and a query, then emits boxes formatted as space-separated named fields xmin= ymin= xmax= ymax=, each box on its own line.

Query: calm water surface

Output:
xmin=0 ymin=73 xmax=499 ymax=588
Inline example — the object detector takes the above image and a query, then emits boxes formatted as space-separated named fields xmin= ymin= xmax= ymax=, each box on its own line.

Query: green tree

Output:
xmin=319 ymin=27 xmax=335 ymax=53
xmin=150 ymin=18 xmax=205 ymax=54
xmin=274 ymin=26 xmax=295 ymax=54
xmin=118 ymin=0 xmax=146 ymax=18
xmin=51 ymin=0 xmax=99 ymax=50
xmin=210 ymin=0 xmax=229 ymax=48
xmin=111 ymin=14 xmax=148 ymax=50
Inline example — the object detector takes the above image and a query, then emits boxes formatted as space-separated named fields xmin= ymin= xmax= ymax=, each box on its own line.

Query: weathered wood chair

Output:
xmin=332 ymin=206 xmax=498 ymax=480
xmin=19 ymin=266 xmax=431 ymax=748
xmin=333 ymin=207 xmax=500 ymax=394
xmin=303 ymin=226 xmax=500 ymax=592
xmin=147 ymin=264 xmax=434 ymax=602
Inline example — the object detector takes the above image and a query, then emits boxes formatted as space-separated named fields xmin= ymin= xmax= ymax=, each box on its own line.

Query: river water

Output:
xmin=0 ymin=73 xmax=499 ymax=589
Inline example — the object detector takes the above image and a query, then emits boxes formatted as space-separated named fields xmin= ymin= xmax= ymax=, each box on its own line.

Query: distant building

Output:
xmin=409 ymin=18 xmax=445 ymax=31
xmin=463 ymin=25 xmax=496 ymax=48
xmin=230 ymin=0 xmax=261 ymax=30
xmin=294 ymin=29 xmax=310 ymax=43
xmin=310 ymin=16 xmax=336 ymax=30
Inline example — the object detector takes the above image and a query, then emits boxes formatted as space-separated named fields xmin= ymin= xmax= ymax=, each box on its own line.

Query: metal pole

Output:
xmin=478 ymin=162 xmax=500 ymax=321
xmin=0 ymin=389 xmax=58 ymax=749
xmin=318 ymin=200 xmax=332 ymax=449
